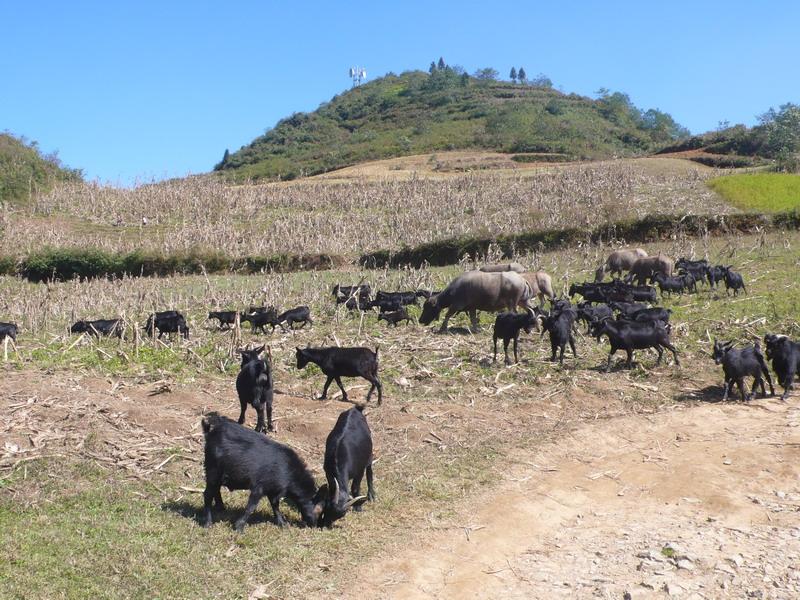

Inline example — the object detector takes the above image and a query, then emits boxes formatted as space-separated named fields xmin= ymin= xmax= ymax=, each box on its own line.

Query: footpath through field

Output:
xmin=358 ymin=399 xmax=800 ymax=599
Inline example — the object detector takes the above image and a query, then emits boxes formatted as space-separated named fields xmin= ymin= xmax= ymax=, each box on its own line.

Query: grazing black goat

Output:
xmin=236 ymin=345 xmax=274 ymax=433
xmin=764 ymin=334 xmax=800 ymax=400
xmin=240 ymin=308 xmax=279 ymax=333
xmin=590 ymin=319 xmax=679 ymax=372
xmin=377 ymin=308 xmax=412 ymax=327
xmin=541 ymin=309 xmax=577 ymax=365
xmin=276 ymin=306 xmax=313 ymax=330
xmin=296 ymin=346 xmax=382 ymax=405
xmin=320 ymin=405 xmax=373 ymax=527
xmin=712 ymin=340 xmax=773 ymax=401
xmin=144 ymin=311 xmax=189 ymax=340
xmin=721 ymin=266 xmax=746 ymax=296
xmin=71 ymin=318 xmax=124 ymax=338
xmin=0 ymin=322 xmax=18 ymax=342
xmin=208 ymin=311 xmax=238 ymax=330
xmin=201 ymin=413 xmax=325 ymax=531
xmin=492 ymin=310 xmax=538 ymax=365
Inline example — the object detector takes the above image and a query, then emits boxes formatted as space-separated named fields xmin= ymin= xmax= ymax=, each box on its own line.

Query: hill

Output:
xmin=657 ymin=102 xmax=800 ymax=171
xmin=214 ymin=68 xmax=689 ymax=181
xmin=0 ymin=133 xmax=83 ymax=204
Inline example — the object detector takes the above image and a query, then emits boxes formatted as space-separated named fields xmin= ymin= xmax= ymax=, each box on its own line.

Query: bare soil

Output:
xmin=359 ymin=397 xmax=800 ymax=599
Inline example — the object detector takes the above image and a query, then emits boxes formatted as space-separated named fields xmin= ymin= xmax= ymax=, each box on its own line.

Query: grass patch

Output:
xmin=708 ymin=173 xmax=800 ymax=212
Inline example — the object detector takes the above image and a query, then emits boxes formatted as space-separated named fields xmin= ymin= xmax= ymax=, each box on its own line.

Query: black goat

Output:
xmin=0 ymin=322 xmax=18 ymax=342
xmin=296 ymin=346 xmax=382 ymax=405
xmin=333 ymin=284 xmax=371 ymax=304
xmin=626 ymin=307 xmax=671 ymax=324
xmin=492 ymin=310 xmax=538 ymax=365
xmin=320 ymin=405 xmax=373 ymax=527
xmin=576 ymin=302 xmax=612 ymax=333
xmin=541 ymin=309 xmax=577 ymax=365
xmin=344 ymin=296 xmax=372 ymax=312
xmin=236 ymin=345 xmax=274 ymax=433
xmin=144 ymin=311 xmax=189 ymax=340
xmin=369 ymin=297 xmax=403 ymax=313
xmin=70 ymin=318 xmax=124 ymax=338
xmin=706 ymin=265 xmax=727 ymax=288
xmin=712 ymin=340 xmax=773 ymax=401
xmin=652 ymin=274 xmax=687 ymax=297
xmin=240 ymin=308 xmax=279 ymax=333
xmin=721 ymin=266 xmax=746 ymax=296
xmin=609 ymin=301 xmax=649 ymax=319
xmin=374 ymin=291 xmax=418 ymax=306
xmin=276 ymin=306 xmax=313 ymax=330
xmin=377 ymin=308 xmax=412 ymax=327
xmin=591 ymin=319 xmax=679 ymax=371
xmin=201 ymin=413 xmax=325 ymax=531
xmin=764 ymin=334 xmax=800 ymax=400
xmin=208 ymin=311 xmax=238 ymax=330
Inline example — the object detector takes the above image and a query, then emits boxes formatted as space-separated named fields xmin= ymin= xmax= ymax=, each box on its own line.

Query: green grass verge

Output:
xmin=708 ymin=173 xmax=800 ymax=212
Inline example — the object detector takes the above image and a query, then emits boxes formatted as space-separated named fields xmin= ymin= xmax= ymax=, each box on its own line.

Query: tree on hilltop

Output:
xmin=510 ymin=67 xmax=517 ymax=82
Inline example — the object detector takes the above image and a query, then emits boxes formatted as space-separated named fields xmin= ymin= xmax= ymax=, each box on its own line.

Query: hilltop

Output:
xmin=0 ymin=133 xmax=83 ymax=204
xmin=214 ymin=68 xmax=689 ymax=181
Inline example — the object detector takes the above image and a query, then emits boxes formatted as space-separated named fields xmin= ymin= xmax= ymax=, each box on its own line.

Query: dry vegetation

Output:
xmin=2 ymin=158 xmax=731 ymax=259
xmin=1 ymin=229 xmax=799 ymax=597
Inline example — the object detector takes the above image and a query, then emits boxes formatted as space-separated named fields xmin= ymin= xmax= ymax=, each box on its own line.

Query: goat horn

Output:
xmin=344 ymin=495 xmax=367 ymax=510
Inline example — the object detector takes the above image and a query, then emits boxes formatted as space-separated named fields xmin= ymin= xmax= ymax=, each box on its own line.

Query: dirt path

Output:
xmin=361 ymin=399 xmax=800 ymax=599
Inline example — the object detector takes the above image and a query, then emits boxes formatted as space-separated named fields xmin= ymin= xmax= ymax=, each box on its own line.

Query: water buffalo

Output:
xmin=521 ymin=271 xmax=555 ymax=304
xmin=479 ymin=262 xmax=526 ymax=273
xmin=626 ymin=255 xmax=674 ymax=285
xmin=419 ymin=271 xmax=535 ymax=332
xmin=595 ymin=248 xmax=648 ymax=282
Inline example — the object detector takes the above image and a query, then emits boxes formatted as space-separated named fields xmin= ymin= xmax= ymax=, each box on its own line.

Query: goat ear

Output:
xmin=255 ymin=345 xmax=265 ymax=354
xmin=295 ymin=346 xmax=302 ymax=352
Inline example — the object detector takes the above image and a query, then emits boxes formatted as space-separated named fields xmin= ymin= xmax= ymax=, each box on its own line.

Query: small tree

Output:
xmin=214 ymin=149 xmax=230 ymax=171
xmin=517 ymin=67 xmax=526 ymax=83
xmin=473 ymin=67 xmax=499 ymax=81
xmin=438 ymin=57 xmax=446 ymax=70
xmin=509 ymin=67 xmax=517 ymax=82
xmin=429 ymin=61 xmax=437 ymax=74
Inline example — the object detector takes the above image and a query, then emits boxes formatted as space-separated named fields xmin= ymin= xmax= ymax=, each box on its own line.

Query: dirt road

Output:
xmin=361 ymin=399 xmax=800 ymax=599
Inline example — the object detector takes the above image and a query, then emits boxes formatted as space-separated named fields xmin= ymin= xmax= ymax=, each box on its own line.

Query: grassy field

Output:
xmin=708 ymin=172 xmax=800 ymax=212
xmin=2 ymin=157 xmax=728 ymax=260
xmin=1 ymin=229 xmax=799 ymax=598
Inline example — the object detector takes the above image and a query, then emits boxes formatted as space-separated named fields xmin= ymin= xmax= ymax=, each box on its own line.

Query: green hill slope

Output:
xmin=215 ymin=69 xmax=689 ymax=181
xmin=0 ymin=133 xmax=83 ymax=204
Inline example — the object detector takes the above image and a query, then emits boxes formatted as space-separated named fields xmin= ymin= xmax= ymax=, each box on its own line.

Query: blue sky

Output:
xmin=2 ymin=1 xmax=798 ymax=185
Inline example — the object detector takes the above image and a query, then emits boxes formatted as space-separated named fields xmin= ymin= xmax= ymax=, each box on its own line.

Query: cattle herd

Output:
xmin=1 ymin=247 xmax=797 ymax=532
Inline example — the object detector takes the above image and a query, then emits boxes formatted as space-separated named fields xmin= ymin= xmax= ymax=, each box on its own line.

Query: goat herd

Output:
xmin=1 ymin=247 xmax=798 ymax=533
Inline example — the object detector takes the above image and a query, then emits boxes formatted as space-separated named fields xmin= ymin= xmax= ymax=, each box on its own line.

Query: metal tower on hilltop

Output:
xmin=349 ymin=66 xmax=367 ymax=87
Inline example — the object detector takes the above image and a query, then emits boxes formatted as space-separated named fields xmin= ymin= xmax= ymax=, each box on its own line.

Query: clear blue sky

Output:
xmin=3 ymin=1 xmax=798 ymax=185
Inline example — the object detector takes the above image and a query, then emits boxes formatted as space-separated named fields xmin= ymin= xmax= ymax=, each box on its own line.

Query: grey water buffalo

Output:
xmin=419 ymin=271 xmax=535 ymax=332
xmin=521 ymin=271 xmax=555 ymax=304
xmin=626 ymin=255 xmax=674 ymax=286
xmin=595 ymin=248 xmax=648 ymax=281
xmin=479 ymin=262 xmax=526 ymax=274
